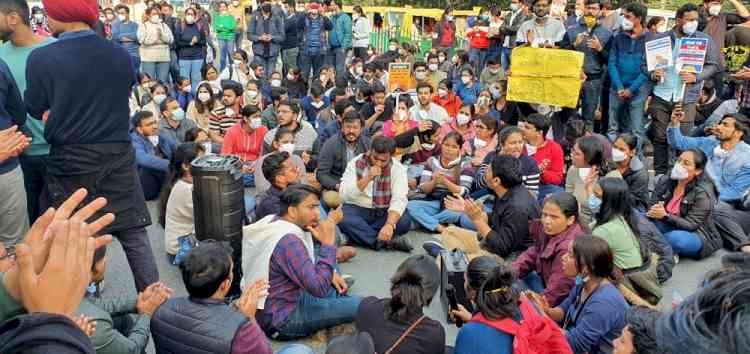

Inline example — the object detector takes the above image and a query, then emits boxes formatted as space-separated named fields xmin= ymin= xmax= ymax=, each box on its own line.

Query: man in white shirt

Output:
xmin=410 ymin=82 xmax=450 ymax=124
xmin=516 ymin=0 xmax=567 ymax=48
xmin=338 ymin=135 xmax=413 ymax=252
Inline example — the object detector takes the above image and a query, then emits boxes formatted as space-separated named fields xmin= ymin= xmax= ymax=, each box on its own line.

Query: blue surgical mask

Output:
xmin=575 ymin=275 xmax=585 ymax=286
xmin=588 ymin=194 xmax=602 ymax=214
xmin=171 ymin=108 xmax=186 ymax=121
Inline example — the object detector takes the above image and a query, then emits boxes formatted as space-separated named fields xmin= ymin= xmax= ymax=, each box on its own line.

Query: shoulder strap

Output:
xmin=384 ymin=315 xmax=426 ymax=354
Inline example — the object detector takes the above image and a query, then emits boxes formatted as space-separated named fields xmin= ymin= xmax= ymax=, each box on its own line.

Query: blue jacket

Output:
xmin=560 ymin=283 xmax=628 ymax=354
xmin=301 ymin=15 xmax=332 ymax=55
xmin=454 ymin=321 xmax=514 ymax=354
xmin=329 ymin=12 xmax=352 ymax=49
xmin=281 ymin=12 xmax=305 ymax=49
xmin=608 ymin=31 xmax=649 ymax=94
xmin=454 ymin=81 xmax=482 ymax=106
xmin=247 ymin=11 xmax=285 ymax=58
xmin=563 ymin=21 xmax=612 ymax=77
xmin=0 ymin=58 xmax=26 ymax=174
xmin=668 ymin=126 xmax=750 ymax=203
xmin=130 ymin=132 xmax=176 ymax=172
xmin=111 ymin=20 xmax=140 ymax=55
xmin=301 ymin=95 xmax=331 ymax=124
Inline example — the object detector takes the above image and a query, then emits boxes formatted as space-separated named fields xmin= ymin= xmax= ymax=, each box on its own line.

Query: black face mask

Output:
xmin=262 ymin=4 xmax=272 ymax=13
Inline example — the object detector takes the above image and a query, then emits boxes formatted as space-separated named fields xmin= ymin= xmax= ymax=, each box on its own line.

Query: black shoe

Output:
xmin=422 ymin=240 xmax=445 ymax=258
xmin=385 ymin=238 xmax=413 ymax=253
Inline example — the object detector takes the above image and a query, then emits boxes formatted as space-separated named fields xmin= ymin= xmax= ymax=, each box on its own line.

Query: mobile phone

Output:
xmin=446 ymin=284 xmax=464 ymax=327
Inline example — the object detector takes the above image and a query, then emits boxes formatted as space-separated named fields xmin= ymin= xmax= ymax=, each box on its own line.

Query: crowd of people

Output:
xmin=2 ymin=0 xmax=750 ymax=353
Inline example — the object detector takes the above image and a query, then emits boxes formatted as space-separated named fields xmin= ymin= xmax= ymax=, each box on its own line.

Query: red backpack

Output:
xmin=471 ymin=298 xmax=573 ymax=354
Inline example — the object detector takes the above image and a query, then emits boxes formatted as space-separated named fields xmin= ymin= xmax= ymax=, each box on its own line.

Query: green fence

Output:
xmin=369 ymin=29 xmax=468 ymax=60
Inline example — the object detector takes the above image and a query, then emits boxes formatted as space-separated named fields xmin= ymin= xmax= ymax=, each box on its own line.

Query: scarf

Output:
xmin=355 ymin=155 xmax=392 ymax=209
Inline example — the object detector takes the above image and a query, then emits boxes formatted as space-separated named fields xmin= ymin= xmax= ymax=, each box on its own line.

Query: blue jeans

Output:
xmin=129 ymin=53 xmax=141 ymax=80
xmin=219 ymin=39 xmax=235 ymax=71
xmin=469 ymin=47 xmax=488 ymax=74
xmin=501 ymin=47 xmax=513 ymax=72
xmin=179 ymin=59 xmax=204 ymax=94
xmin=651 ymin=219 xmax=703 ymax=258
xmin=338 ymin=204 xmax=412 ymax=249
xmin=275 ymin=288 xmax=362 ymax=340
xmin=255 ymin=55 xmax=278 ymax=78
xmin=515 ymin=271 xmax=545 ymax=293
xmin=407 ymin=199 xmax=467 ymax=232
xmin=277 ymin=344 xmax=315 ymax=354
xmin=244 ymin=194 xmax=256 ymax=218
xmin=538 ymin=184 xmax=565 ymax=205
xmin=581 ymin=78 xmax=603 ymax=126
xmin=141 ymin=61 xmax=170 ymax=84
xmin=326 ymin=47 xmax=347 ymax=75
xmin=607 ymin=89 xmax=647 ymax=143
xmin=243 ymin=173 xmax=255 ymax=187
xmin=299 ymin=52 xmax=326 ymax=83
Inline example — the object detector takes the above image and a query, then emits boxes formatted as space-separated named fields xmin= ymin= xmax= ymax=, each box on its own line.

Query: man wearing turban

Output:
xmin=24 ymin=0 xmax=159 ymax=292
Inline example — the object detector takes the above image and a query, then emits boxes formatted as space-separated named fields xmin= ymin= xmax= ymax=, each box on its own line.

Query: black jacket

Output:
xmin=637 ymin=216 xmax=675 ymax=283
xmin=0 ymin=313 xmax=94 ymax=354
xmin=316 ymin=133 xmax=369 ymax=190
xmin=652 ymin=176 xmax=722 ymax=259
xmin=482 ymin=185 xmax=541 ymax=257
xmin=622 ymin=157 xmax=650 ymax=212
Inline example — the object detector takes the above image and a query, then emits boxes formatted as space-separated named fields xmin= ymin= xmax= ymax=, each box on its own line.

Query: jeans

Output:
xmin=277 ymin=344 xmax=315 ymax=354
xmin=299 ymin=52 xmax=326 ymax=83
xmin=137 ymin=167 xmax=166 ymax=201
xmin=169 ymin=50 xmax=180 ymax=84
xmin=0 ymin=166 xmax=29 ymax=251
xmin=255 ymin=55 xmax=278 ymax=78
xmin=651 ymin=219 xmax=703 ymax=258
xmin=179 ymin=59 xmax=204 ymax=93
xmin=538 ymin=184 xmax=564 ymax=205
xmin=115 ymin=226 xmax=160 ymax=292
xmin=580 ymin=77 xmax=603 ymax=127
xmin=244 ymin=194 xmax=256 ymax=218
xmin=648 ymin=96 xmax=697 ymax=175
xmin=501 ymin=47 xmax=513 ymax=72
xmin=243 ymin=172 xmax=255 ymax=187
xmin=275 ymin=288 xmax=362 ymax=340
xmin=282 ymin=47 xmax=300 ymax=75
xmin=407 ymin=199 xmax=468 ymax=232
xmin=515 ymin=271 xmax=545 ymax=293
xmin=219 ymin=39 xmax=235 ymax=71
xmin=129 ymin=53 xmax=141 ymax=80
xmin=20 ymin=154 xmax=48 ymax=224
xmin=234 ymin=31 xmax=243 ymax=48
xmin=326 ymin=47 xmax=347 ymax=75
xmin=141 ymin=61 xmax=170 ymax=84
xmin=469 ymin=47 xmax=488 ymax=74
xmin=338 ymin=204 xmax=412 ymax=249
xmin=607 ymin=88 xmax=647 ymax=143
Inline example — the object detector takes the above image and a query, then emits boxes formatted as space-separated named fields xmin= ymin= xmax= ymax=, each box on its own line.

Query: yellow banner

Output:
xmin=507 ymin=47 xmax=585 ymax=108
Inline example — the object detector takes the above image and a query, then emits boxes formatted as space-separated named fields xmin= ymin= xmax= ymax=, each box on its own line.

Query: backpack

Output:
xmin=470 ymin=298 xmax=573 ymax=354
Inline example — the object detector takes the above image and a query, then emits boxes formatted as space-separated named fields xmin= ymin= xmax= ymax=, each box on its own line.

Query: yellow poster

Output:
xmin=507 ymin=47 xmax=585 ymax=108
xmin=388 ymin=63 xmax=414 ymax=91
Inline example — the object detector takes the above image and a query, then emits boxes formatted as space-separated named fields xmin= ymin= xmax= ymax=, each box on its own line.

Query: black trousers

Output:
xmin=114 ymin=226 xmax=160 ymax=292
xmin=20 ymin=154 xmax=48 ymax=224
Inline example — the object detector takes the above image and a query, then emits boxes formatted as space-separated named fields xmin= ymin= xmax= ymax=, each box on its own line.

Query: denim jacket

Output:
xmin=668 ymin=126 xmax=750 ymax=202
xmin=563 ymin=21 xmax=612 ymax=77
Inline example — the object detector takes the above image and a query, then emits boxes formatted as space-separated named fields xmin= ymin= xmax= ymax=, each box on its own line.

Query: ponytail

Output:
xmin=385 ymin=255 xmax=440 ymax=323
xmin=475 ymin=263 xmax=519 ymax=321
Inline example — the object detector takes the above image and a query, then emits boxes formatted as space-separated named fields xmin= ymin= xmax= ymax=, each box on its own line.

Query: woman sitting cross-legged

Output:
xmin=527 ymin=235 xmax=628 ymax=354
xmin=647 ymin=148 xmax=722 ymax=259
xmin=475 ymin=126 xmax=540 ymax=198
xmin=407 ymin=132 xmax=475 ymax=233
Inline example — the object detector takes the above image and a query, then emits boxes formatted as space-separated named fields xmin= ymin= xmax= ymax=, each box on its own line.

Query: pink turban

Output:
xmin=42 ymin=0 xmax=99 ymax=28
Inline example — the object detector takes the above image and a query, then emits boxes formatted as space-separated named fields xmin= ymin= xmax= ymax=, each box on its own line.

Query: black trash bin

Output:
xmin=191 ymin=154 xmax=245 ymax=242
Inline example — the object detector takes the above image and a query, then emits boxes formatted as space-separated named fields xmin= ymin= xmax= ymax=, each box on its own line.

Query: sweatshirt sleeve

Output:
xmin=231 ymin=321 xmax=273 ymax=354
xmin=608 ymin=38 xmax=624 ymax=91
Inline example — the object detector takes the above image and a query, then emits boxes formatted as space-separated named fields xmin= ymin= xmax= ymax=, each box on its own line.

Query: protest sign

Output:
xmin=676 ymin=37 xmax=708 ymax=74
xmin=388 ymin=63 xmax=413 ymax=91
xmin=507 ymin=47 xmax=584 ymax=108
xmin=645 ymin=36 xmax=673 ymax=71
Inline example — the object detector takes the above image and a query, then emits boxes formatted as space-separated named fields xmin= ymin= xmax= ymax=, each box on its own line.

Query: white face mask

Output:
xmin=271 ymin=79 xmax=282 ymax=87
xmin=355 ymin=67 xmax=364 ymax=76
xmin=461 ymin=76 xmax=472 ymax=84
xmin=456 ymin=113 xmax=470 ymax=125
xmin=311 ymin=101 xmax=324 ymax=108
xmin=415 ymin=72 xmax=426 ymax=81
xmin=621 ymin=17 xmax=634 ymax=31
xmin=670 ymin=163 xmax=690 ymax=180
xmin=153 ymin=94 xmax=167 ymax=105
xmin=438 ymin=88 xmax=448 ymax=97
xmin=683 ymin=20 xmax=698 ymax=35
xmin=185 ymin=15 xmax=196 ymax=24
xmin=233 ymin=59 xmax=243 ymax=67
xmin=709 ymin=4 xmax=722 ymax=16
xmin=147 ymin=135 xmax=159 ymax=146
xmin=249 ymin=117 xmax=263 ymax=129
xmin=474 ymin=137 xmax=487 ymax=148
xmin=389 ymin=45 xmax=397 ymax=52
xmin=428 ymin=63 xmax=439 ymax=71
xmin=247 ymin=90 xmax=258 ymax=99
xmin=198 ymin=92 xmax=211 ymax=102
xmin=578 ymin=167 xmax=591 ymax=180
xmin=525 ymin=143 xmax=538 ymax=156
xmin=287 ymin=73 xmax=295 ymax=81
xmin=657 ymin=23 xmax=668 ymax=33
xmin=612 ymin=148 xmax=627 ymax=162
xmin=447 ymin=155 xmax=462 ymax=167
xmin=575 ymin=9 xmax=584 ymax=17
xmin=279 ymin=143 xmax=295 ymax=154
xmin=421 ymin=143 xmax=435 ymax=150
xmin=118 ymin=14 xmax=127 ymax=22
xmin=34 ymin=14 xmax=44 ymax=21
xmin=150 ymin=15 xmax=162 ymax=24
xmin=396 ymin=109 xmax=408 ymax=121
xmin=510 ymin=3 xmax=521 ymax=12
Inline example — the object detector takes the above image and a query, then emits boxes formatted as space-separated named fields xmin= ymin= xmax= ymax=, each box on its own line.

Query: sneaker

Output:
xmin=386 ymin=237 xmax=414 ymax=253
xmin=422 ymin=240 xmax=445 ymax=258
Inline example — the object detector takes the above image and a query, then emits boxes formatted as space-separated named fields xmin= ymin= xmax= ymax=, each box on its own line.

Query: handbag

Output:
xmin=382 ymin=315 xmax=426 ymax=354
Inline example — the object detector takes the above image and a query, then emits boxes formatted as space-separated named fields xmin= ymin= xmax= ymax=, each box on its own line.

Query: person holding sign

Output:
xmin=648 ymin=3 xmax=720 ymax=176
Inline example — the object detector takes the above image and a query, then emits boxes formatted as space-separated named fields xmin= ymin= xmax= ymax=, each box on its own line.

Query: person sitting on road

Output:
xmin=566 ymin=135 xmax=622 ymax=226
xmin=317 ymin=111 xmax=370 ymax=205
xmin=612 ymin=306 xmax=660 ymax=354
xmin=612 ymin=133 xmax=649 ymax=212
xmin=130 ymin=110 xmax=177 ymax=201
xmin=475 ymin=126 xmax=541 ymax=198
xmin=254 ymin=127 xmax=308 ymax=198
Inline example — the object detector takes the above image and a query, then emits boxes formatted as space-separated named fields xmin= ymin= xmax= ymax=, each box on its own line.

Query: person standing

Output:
xmin=0 ymin=0 xmax=57 ymax=224
xmin=434 ymin=7 xmax=456 ymax=55
xmin=25 ymin=0 xmax=159 ymax=292
xmin=248 ymin=0 xmax=285 ymax=79
xmin=112 ymin=4 xmax=140 ymax=78
xmin=351 ymin=5 xmax=370 ymax=60
xmin=500 ymin=0 xmax=531 ymax=71
xmin=281 ymin=0 xmax=304 ymax=76
xmin=229 ymin=0 xmax=246 ymax=49
xmin=324 ymin=0 xmax=351 ymax=75
xmin=214 ymin=1 xmax=237 ymax=72
xmin=174 ymin=6 xmax=207 ymax=92
xmin=299 ymin=2 xmax=333 ymax=83
xmin=137 ymin=5 xmax=174 ymax=84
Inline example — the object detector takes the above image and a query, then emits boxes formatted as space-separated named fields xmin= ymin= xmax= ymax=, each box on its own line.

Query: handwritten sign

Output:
xmin=645 ymin=36 xmax=673 ymax=71
xmin=507 ymin=47 xmax=584 ymax=108
xmin=676 ymin=37 xmax=708 ymax=74
xmin=388 ymin=63 xmax=413 ymax=91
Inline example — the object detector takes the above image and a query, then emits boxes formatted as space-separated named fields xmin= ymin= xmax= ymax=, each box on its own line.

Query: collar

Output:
xmin=58 ymin=29 xmax=96 ymax=41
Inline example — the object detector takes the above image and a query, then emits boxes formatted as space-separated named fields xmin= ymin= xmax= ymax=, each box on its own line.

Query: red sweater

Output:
xmin=527 ymin=139 xmax=564 ymax=186
xmin=221 ymin=122 xmax=267 ymax=164
xmin=432 ymin=93 xmax=462 ymax=119
xmin=467 ymin=28 xmax=490 ymax=49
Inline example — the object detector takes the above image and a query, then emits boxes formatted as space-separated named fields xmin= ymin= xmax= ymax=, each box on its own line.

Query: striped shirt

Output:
xmin=420 ymin=156 xmax=475 ymax=197
xmin=476 ymin=152 xmax=540 ymax=196
xmin=210 ymin=105 xmax=242 ymax=137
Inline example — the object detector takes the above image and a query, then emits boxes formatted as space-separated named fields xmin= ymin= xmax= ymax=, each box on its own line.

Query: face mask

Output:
xmin=279 ymin=143 xmax=295 ymax=153
xmin=356 ymin=97 xmax=365 ymax=104
xmin=389 ymin=45 xmax=397 ymax=52
xmin=147 ymin=135 xmax=159 ymax=146
xmin=309 ymin=11 xmax=319 ymax=18
xmin=584 ymin=15 xmax=597 ymax=29
xmin=198 ymin=92 xmax=211 ymax=102
xmin=271 ymin=79 xmax=282 ymax=87
xmin=714 ymin=145 xmax=729 ymax=159
xmin=118 ymin=14 xmax=127 ymax=22
xmin=709 ymin=4 xmax=722 ymax=16
xmin=396 ymin=109 xmax=408 ymax=121
xmin=233 ymin=59 xmax=243 ymax=66
xmin=575 ymin=9 xmax=584 ymax=17
xmin=477 ymin=96 xmax=490 ymax=107
xmin=428 ymin=63 xmax=439 ymax=71
xmin=489 ymin=68 xmax=500 ymax=75
xmin=574 ymin=274 xmax=585 ymax=286
xmin=612 ymin=148 xmax=627 ymax=162
xmin=415 ymin=72 xmax=426 ymax=80
xmin=355 ymin=66 xmax=364 ymax=76
xmin=311 ymin=101 xmax=324 ymax=108
xmin=670 ymin=163 xmax=690 ymax=180
xmin=421 ymin=143 xmax=435 ymax=150
xmin=461 ymin=76 xmax=471 ymax=84
xmin=588 ymin=194 xmax=602 ymax=214
xmin=182 ymin=85 xmax=192 ymax=93
xmin=446 ymin=15 xmax=454 ymax=21
xmin=34 ymin=14 xmax=44 ymax=21
xmin=171 ymin=108 xmax=186 ymax=121
xmin=457 ymin=113 xmax=471 ymax=125
xmin=106 ymin=14 xmax=115 ymax=21
xmin=621 ymin=17 xmax=634 ymax=31
xmin=683 ymin=20 xmax=698 ymax=35
xmin=153 ymin=94 xmax=167 ymax=105
xmin=657 ymin=23 xmax=668 ymax=33
xmin=262 ymin=4 xmax=272 ymax=12
xmin=247 ymin=90 xmax=258 ymax=99
xmin=447 ymin=155 xmax=462 ymax=167
xmin=510 ymin=3 xmax=520 ymax=12
xmin=249 ymin=117 xmax=263 ymax=129
xmin=438 ymin=88 xmax=448 ymax=97
xmin=287 ymin=73 xmax=296 ymax=81
xmin=490 ymin=86 xmax=502 ymax=99
xmin=438 ymin=56 xmax=446 ymax=63
xmin=474 ymin=137 xmax=487 ymax=148
xmin=185 ymin=15 xmax=196 ymax=24
xmin=578 ymin=167 xmax=591 ymax=180
xmin=150 ymin=15 xmax=162 ymax=24
xmin=526 ymin=143 xmax=538 ymax=156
